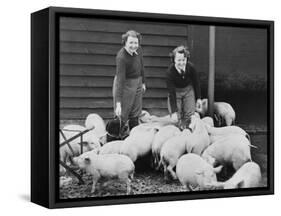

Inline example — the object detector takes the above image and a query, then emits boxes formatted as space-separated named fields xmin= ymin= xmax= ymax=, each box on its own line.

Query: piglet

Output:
xmin=176 ymin=153 xmax=223 ymax=191
xmin=160 ymin=129 xmax=191 ymax=180
xmin=139 ymin=110 xmax=178 ymax=125
xmin=60 ymin=125 xmax=101 ymax=164
xmin=186 ymin=117 xmax=210 ymax=155
xmin=196 ymin=99 xmax=235 ymax=126
xmin=85 ymin=113 xmax=107 ymax=145
xmin=212 ymin=162 xmax=262 ymax=189
xmin=120 ymin=126 xmax=158 ymax=162
xmin=73 ymin=151 xmax=135 ymax=195
xmin=205 ymin=124 xmax=249 ymax=139
xmin=98 ymin=140 xmax=124 ymax=155
xmin=202 ymin=134 xmax=252 ymax=170
xmin=151 ymin=125 xmax=181 ymax=169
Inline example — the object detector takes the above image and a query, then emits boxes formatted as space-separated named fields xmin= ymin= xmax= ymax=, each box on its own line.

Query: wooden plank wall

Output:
xmin=60 ymin=17 xmax=189 ymax=121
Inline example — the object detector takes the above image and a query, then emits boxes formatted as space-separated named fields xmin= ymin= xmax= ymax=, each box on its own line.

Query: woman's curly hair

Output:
xmin=169 ymin=45 xmax=190 ymax=63
xmin=121 ymin=30 xmax=142 ymax=45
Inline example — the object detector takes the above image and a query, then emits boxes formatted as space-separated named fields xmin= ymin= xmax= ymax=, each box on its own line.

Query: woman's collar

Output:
xmin=124 ymin=47 xmax=138 ymax=56
xmin=174 ymin=65 xmax=185 ymax=74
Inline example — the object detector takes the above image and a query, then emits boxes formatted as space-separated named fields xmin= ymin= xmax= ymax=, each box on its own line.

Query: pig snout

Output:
xmin=71 ymin=154 xmax=91 ymax=170
xmin=195 ymin=165 xmax=223 ymax=189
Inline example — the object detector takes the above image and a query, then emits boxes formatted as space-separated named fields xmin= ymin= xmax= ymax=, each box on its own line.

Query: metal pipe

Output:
xmin=208 ymin=26 xmax=216 ymax=117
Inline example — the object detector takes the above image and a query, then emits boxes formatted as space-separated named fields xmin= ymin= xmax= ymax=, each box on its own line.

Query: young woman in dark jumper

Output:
xmin=166 ymin=45 xmax=202 ymax=128
xmin=112 ymin=30 xmax=146 ymax=131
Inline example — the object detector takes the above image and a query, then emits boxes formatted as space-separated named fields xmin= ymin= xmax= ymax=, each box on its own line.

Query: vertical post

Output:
xmin=208 ymin=26 xmax=216 ymax=117
xmin=80 ymin=135 xmax=83 ymax=154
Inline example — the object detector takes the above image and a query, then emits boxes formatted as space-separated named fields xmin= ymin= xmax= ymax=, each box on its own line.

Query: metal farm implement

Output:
xmin=59 ymin=126 xmax=95 ymax=184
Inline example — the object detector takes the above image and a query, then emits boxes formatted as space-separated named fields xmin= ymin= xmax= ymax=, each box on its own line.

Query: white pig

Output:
xmin=209 ymin=134 xmax=227 ymax=144
xmin=196 ymin=99 xmax=236 ymax=126
xmin=176 ymin=153 xmax=223 ymax=190
xmin=139 ymin=110 xmax=177 ymax=125
xmin=202 ymin=134 xmax=252 ymax=170
xmin=224 ymin=162 xmax=262 ymax=189
xmin=60 ymin=125 xmax=101 ymax=163
xmin=151 ymin=125 xmax=181 ymax=169
xmin=120 ymin=127 xmax=158 ymax=162
xmin=205 ymin=124 xmax=250 ymax=141
xmin=205 ymin=124 xmax=247 ymax=136
xmin=98 ymin=140 xmax=124 ymax=155
xmin=214 ymin=162 xmax=262 ymax=189
xmin=85 ymin=113 xmax=107 ymax=145
xmin=160 ymin=129 xmax=191 ymax=180
xmin=73 ymin=151 xmax=135 ymax=194
xmin=186 ymin=117 xmax=210 ymax=155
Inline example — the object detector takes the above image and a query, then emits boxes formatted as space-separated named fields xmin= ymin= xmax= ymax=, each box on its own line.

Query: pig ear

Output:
xmin=84 ymin=156 xmax=91 ymax=164
xmin=213 ymin=165 xmax=223 ymax=173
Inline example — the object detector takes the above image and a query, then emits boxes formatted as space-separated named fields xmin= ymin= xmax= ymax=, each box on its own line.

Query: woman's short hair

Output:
xmin=169 ymin=45 xmax=190 ymax=63
xmin=121 ymin=30 xmax=142 ymax=45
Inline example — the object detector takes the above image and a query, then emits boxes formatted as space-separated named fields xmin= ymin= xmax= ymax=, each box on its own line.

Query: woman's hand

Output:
xmin=115 ymin=102 xmax=122 ymax=117
xmin=142 ymin=83 xmax=146 ymax=93
xmin=171 ymin=112 xmax=178 ymax=122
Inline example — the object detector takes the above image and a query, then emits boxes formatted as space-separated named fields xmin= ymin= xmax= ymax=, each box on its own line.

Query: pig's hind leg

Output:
xmin=160 ymin=157 xmax=169 ymax=180
xmin=119 ymin=173 xmax=133 ymax=195
xmin=163 ymin=164 xmax=169 ymax=181
xmin=167 ymin=164 xmax=177 ymax=180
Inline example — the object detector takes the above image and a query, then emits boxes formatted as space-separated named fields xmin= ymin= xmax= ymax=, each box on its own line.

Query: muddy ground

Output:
xmin=59 ymin=134 xmax=268 ymax=199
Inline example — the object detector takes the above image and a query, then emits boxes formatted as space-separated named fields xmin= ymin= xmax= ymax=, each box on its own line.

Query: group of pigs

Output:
xmin=60 ymin=100 xmax=262 ymax=195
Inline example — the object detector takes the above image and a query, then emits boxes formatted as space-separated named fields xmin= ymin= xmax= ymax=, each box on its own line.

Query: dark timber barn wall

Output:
xmin=60 ymin=17 xmax=267 ymax=128
xmin=60 ymin=17 xmax=189 ymax=121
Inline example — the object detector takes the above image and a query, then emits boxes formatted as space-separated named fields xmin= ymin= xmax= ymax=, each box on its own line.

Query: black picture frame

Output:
xmin=31 ymin=6 xmax=274 ymax=209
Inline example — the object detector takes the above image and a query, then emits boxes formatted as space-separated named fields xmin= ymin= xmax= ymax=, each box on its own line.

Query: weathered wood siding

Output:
xmin=60 ymin=17 xmax=189 ymax=120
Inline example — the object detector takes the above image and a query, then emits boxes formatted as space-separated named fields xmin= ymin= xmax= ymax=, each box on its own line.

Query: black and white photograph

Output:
xmin=58 ymin=14 xmax=270 ymax=199
xmin=2 ymin=0 xmax=281 ymax=213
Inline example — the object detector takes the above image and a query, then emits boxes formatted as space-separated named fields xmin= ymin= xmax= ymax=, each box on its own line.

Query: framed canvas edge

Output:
xmin=37 ymin=6 xmax=274 ymax=209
